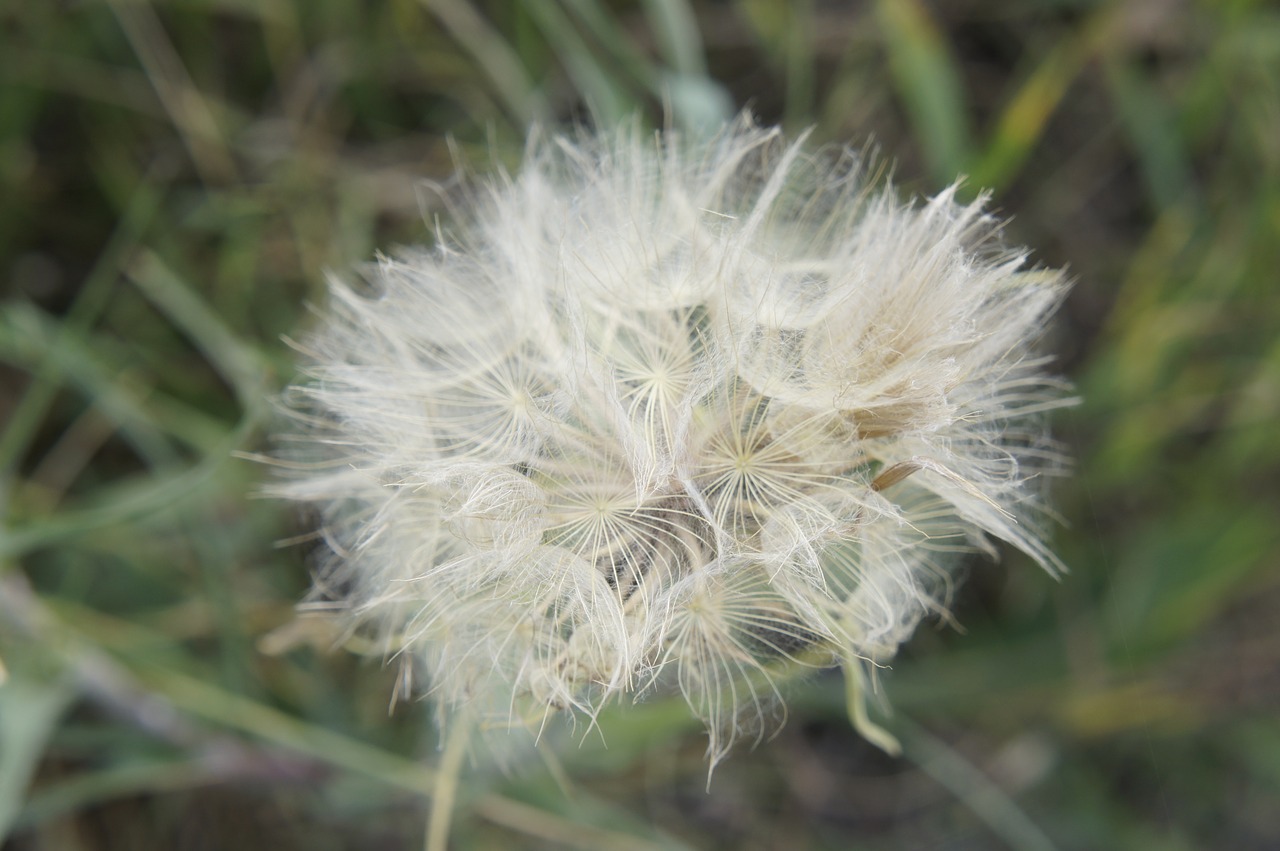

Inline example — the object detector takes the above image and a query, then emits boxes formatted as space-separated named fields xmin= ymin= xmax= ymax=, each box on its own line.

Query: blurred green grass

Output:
xmin=2 ymin=1 xmax=1279 ymax=849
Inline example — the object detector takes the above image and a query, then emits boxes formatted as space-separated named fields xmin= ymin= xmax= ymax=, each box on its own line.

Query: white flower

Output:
xmin=276 ymin=118 xmax=1071 ymax=764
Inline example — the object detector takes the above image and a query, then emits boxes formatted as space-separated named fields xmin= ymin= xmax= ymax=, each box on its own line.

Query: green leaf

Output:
xmin=0 ymin=675 xmax=77 ymax=842
xmin=876 ymin=0 xmax=972 ymax=184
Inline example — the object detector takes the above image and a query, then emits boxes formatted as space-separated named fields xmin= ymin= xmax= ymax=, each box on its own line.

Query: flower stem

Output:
xmin=426 ymin=712 xmax=472 ymax=851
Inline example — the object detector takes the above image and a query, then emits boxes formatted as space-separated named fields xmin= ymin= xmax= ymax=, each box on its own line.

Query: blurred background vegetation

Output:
xmin=2 ymin=0 xmax=1278 ymax=848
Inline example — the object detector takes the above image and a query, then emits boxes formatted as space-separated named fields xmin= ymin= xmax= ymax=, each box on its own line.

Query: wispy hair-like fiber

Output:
xmin=275 ymin=117 xmax=1072 ymax=764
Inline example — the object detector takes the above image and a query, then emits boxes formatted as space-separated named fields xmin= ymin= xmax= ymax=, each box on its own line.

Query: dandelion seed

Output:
xmin=274 ymin=117 xmax=1071 ymax=766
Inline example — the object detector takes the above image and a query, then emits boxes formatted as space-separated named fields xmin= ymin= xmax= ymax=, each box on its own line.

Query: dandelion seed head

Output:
xmin=276 ymin=117 xmax=1071 ymax=765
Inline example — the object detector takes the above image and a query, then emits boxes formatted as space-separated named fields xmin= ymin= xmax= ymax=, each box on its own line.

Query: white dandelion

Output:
xmin=275 ymin=117 xmax=1071 ymax=765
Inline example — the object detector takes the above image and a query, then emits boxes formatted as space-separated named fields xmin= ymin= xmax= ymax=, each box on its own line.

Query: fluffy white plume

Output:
xmin=275 ymin=118 xmax=1071 ymax=764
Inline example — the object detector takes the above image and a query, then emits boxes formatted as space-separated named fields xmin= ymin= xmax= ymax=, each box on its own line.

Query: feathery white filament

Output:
xmin=277 ymin=118 xmax=1070 ymax=764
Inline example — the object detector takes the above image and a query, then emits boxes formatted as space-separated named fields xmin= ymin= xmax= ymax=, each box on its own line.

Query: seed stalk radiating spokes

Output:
xmin=274 ymin=116 xmax=1073 ymax=766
